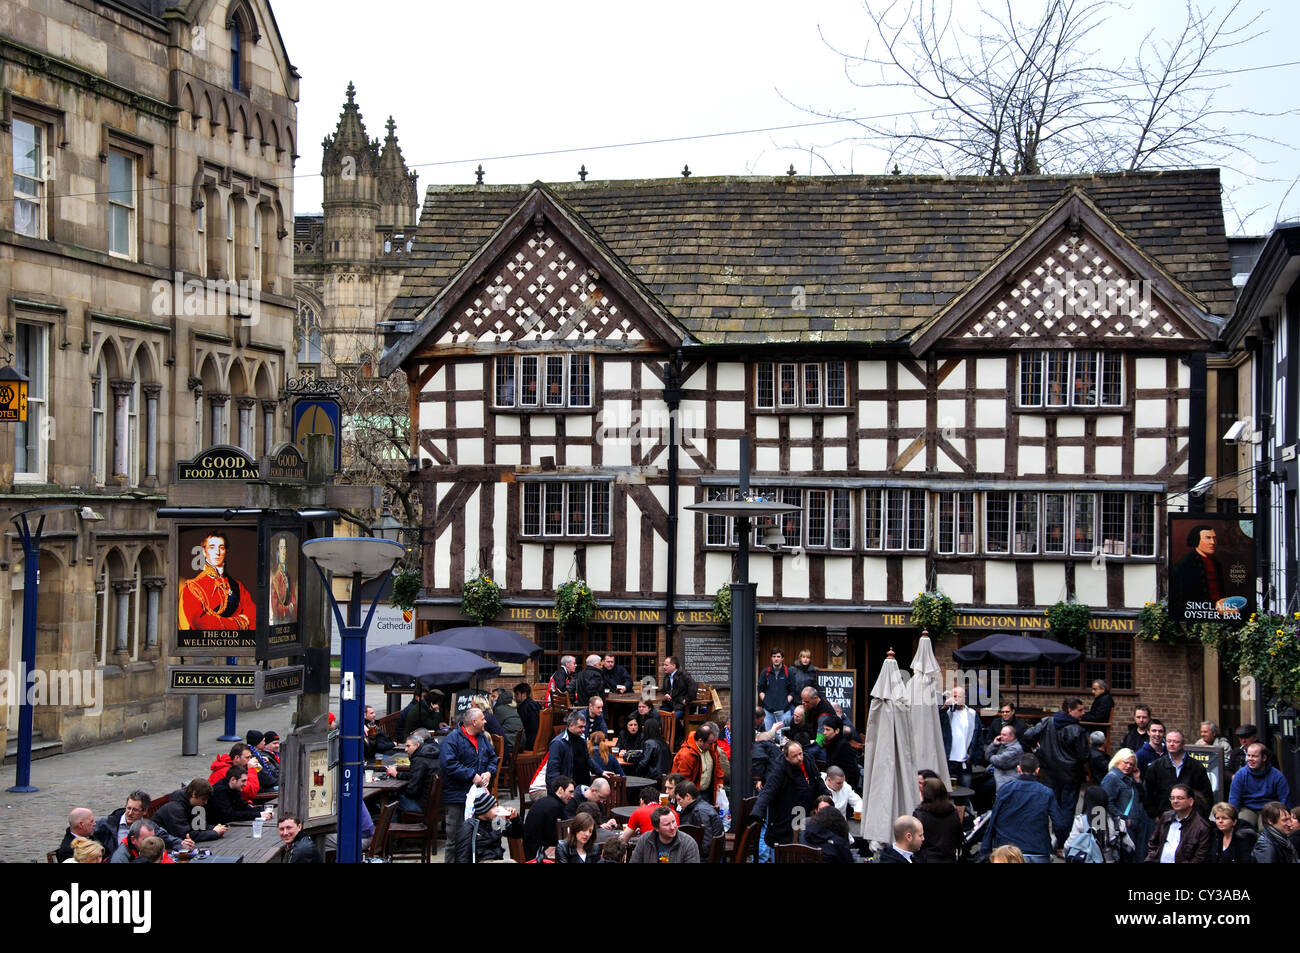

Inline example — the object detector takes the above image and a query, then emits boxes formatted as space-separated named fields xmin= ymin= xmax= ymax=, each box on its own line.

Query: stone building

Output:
xmin=1 ymin=0 xmax=298 ymax=754
xmin=292 ymin=84 xmax=417 ymax=380
xmin=379 ymin=171 xmax=1236 ymax=744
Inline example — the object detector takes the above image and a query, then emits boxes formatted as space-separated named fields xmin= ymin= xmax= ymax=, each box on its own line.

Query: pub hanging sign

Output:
xmin=177 ymin=444 xmax=260 ymax=481
xmin=0 ymin=366 xmax=29 ymax=422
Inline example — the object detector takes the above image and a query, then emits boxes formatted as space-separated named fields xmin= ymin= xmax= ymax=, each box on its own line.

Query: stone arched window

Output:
xmin=297 ymin=299 xmax=322 ymax=365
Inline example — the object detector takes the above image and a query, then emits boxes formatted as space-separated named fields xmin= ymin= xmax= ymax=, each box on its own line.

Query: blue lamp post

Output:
xmin=7 ymin=504 xmax=77 ymax=793
xmin=302 ymin=536 xmax=405 ymax=863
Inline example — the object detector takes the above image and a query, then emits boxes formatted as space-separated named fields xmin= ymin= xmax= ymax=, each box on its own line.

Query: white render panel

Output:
xmin=757 ymin=416 xmax=779 ymax=439
xmin=603 ymin=438 xmax=631 ymax=467
xmin=677 ymin=503 xmax=696 ymax=596
xmin=682 ymin=400 xmax=710 ymax=436
xmin=1096 ymin=415 xmax=1124 ymax=438
xmin=790 ymin=417 xmax=813 ymax=439
xmin=428 ymin=366 xmax=447 ymax=390
xmin=903 ymin=448 xmax=927 ymax=472
xmin=937 ymin=400 xmax=965 ymax=430
xmin=715 ymin=438 xmax=739 ymax=471
xmin=789 ymin=446 xmax=813 ymax=471
xmin=936 ymin=573 xmax=974 ymax=604
xmin=939 ymin=361 xmax=966 ymax=389
xmin=825 ymin=557 xmax=852 ymax=599
xmin=567 ymin=415 xmax=592 ymax=438
xmin=1074 ymin=559 xmax=1109 ymax=607
xmin=641 ymin=364 xmax=663 ymax=389
xmin=1173 ymin=437 xmax=1188 ymax=473
xmin=551 ymin=545 xmax=577 ymax=590
xmin=757 ymin=445 xmax=780 ymax=471
xmin=528 ymin=444 xmax=556 ymax=465
xmin=984 ymin=561 xmax=1019 ymax=606
xmin=824 ymin=446 xmax=847 ymax=470
xmin=898 ymin=363 xmax=925 ymax=389
xmin=462 ymin=487 xmax=480 ymax=584
xmin=522 ymin=543 xmax=543 ymax=590
xmin=531 ymin=416 xmax=556 ymax=437
xmin=588 ymin=549 xmax=611 ymax=592
xmin=1135 ymin=358 xmax=1165 ymax=383
xmin=1177 ymin=401 xmax=1189 ymax=428
xmin=1019 ymin=415 xmax=1046 ymax=438
xmin=976 ymin=439 xmax=1005 ymax=472
xmin=420 ymin=400 xmax=446 ymax=432
xmin=864 ymin=557 xmax=889 ymax=600
xmin=752 ymin=555 xmax=774 ymax=598
xmin=975 ymin=400 xmax=1003 ymax=428
xmin=1056 ymin=417 xmax=1085 ymax=438
xmin=859 ymin=361 xmax=887 ymax=390
xmin=496 ymin=415 xmax=520 ymax=437
xmin=1133 ymin=438 xmax=1165 ymax=473
xmin=1033 ymin=563 xmax=1067 ymax=605
xmin=1057 ymin=446 xmax=1085 ymax=473
xmin=1178 ymin=362 xmax=1190 ymax=388
xmin=705 ymin=552 xmax=732 ymax=593
xmin=1019 ymin=445 xmax=1046 ymax=473
xmin=902 ymin=557 xmax=927 ymax=599
xmin=567 ymin=445 xmax=592 ymax=466
xmin=1135 ymin=400 xmax=1165 ymax=429
xmin=860 ymin=400 xmax=888 ymax=425
xmin=456 ymin=362 xmax=483 ymax=390
xmin=784 ymin=559 xmax=809 ymax=599
xmin=1124 ymin=564 xmax=1158 ymax=608
xmin=824 ymin=416 xmax=848 ymax=439
xmin=1095 ymin=445 xmax=1121 ymax=474
xmin=651 ymin=486 xmax=669 ymax=595
xmin=605 ymin=361 xmax=631 ymax=390
xmin=429 ymin=438 xmax=449 ymax=460
xmin=859 ymin=439 xmax=889 ymax=469
xmin=434 ymin=524 xmax=451 ymax=589
xmin=976 ymin=358 xmax=1005 ymax=389
xmin=625 ymin=506 xmax=640 ymax=593
xmin=457 ymin=438 xmax=484 ymax=464
xmin=898 ymin=401 xmax=926 ymax=429
xmin=492 ymin=484 xmax=508 ymax=583
xmin=717 ymin=362 xmax=745 ymax=391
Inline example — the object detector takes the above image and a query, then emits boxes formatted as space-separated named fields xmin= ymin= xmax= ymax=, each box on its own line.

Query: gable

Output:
xmin=956 ymin=228 xmax=1200 ymax=344
xmin=434 ymin=220 xmax=652 ymax=347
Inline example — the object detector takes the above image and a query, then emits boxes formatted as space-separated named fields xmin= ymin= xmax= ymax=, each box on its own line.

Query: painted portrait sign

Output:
xmin=176 ymin=525 xmax=259 ymax=652
xmin=1167 ymin=514 xmax=1255 ymax=626
xmin=263 ymin=528 xmax=302 ymax=658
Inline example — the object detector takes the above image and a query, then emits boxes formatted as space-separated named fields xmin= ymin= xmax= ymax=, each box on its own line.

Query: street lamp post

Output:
xmin=302 ymin=536 xmax=405 ymax=863
xmin=684 ymin=435 xmax=798 ymax=801
xmin=7 ymin=504 xmax=77 ymax=793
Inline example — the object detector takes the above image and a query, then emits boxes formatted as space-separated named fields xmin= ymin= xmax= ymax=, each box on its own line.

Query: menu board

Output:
xmin=683 ymin=634 xmax=731 ymax=685
xmin=819 ymin=671 xmax=856 ymax=727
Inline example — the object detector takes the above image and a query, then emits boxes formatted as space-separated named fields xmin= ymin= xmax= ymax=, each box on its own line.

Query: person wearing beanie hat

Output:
xmin=451 ymin=788 xmax=519 ymax=863
xmin=248 ymin=730 xmax=279 ymax=792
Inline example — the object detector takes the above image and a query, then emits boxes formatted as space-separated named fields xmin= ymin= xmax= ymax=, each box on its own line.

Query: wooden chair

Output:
xmin=684 ymin=684 xmax=714 ymax=735
xmin=498 ymin=729 xmax=525 ymax=793
xmin=678 ymin=823 xmax=705 ymax=851
xmin=532 ymin=709 xmax=555 ymax=753
xmin=726 ymin=796 xmax=758 ymax=862
xmin=47 ymin=850 xmax=59 ymax=864
xmin=660 ymin=714 xmax=678 ymax=752
xmin=732 ymin=815 xmax=764 ymax=863
xmin=387 ymin=773 xmax=441 ymax=862
xmin=706 ymin=834 xmax=727 ymax=864
xmin=515 ymin=751 xmax=545 ymax=816
xmin=144 ymin=795 xmax=170 ymax=818
xmin=488 ymin=733 xmax=505 ymax=797
xmin=507 ymin=836 xmax=527 ymax=863
xmin=557 ymin=818 xmax=574 ymax=842
xmin=376 ymin=711 xmax=403 ymax=743
xmin=609 ymin=773 xmax=627 ymax=808
xmin=365 ymin=800 xmax=398 ymax=861
xmin=775 ymin=843 xmax=823 ymax=863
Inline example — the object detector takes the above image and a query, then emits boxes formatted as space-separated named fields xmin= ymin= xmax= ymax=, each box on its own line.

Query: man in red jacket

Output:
xmin=208 ymin=742 xmax=260 ymax=802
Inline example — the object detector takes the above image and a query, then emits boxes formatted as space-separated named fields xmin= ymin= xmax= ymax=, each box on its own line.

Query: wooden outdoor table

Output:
xmin=623 ymin=775 xmax=656 ymax=792
xmin=198 ymin=822 xmax=284 ymax=864
xmin=363 ymin=777 xmax=408 ymax=804
xmin=612 ymin=805 xmax=638 ymax=823
xmin=603 ymin=692 xmax=641 ymax=707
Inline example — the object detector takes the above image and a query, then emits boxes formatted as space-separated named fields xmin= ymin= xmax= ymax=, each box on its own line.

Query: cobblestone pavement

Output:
xmin=0 ymin=704 xmax=294 ymax=863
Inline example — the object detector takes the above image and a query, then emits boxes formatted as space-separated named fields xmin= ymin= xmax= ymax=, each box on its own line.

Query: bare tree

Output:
xmin=795 ymin=0 xmax=1275 ymax=183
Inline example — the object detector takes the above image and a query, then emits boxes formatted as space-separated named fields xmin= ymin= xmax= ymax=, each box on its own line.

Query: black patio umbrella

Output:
xmin=412 ymin=625 xmax=543 ymax=664
xmin=952 ymin=633 xmax=1082 ymax=706
xmin=365 ymin=643 xmax=501 ymax=688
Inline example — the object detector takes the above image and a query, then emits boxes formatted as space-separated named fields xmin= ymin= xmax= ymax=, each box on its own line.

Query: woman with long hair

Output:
xmin=913 ymin=777 xmax=963 ymax=863
xmin=615 ymin=713 xmax=642 ymax=752
xmin=554 ymin=812 xmax=599 ymax=863
xmin=1066 ymin=785 xmax=1130 ymax=862
xmin=587 ymin=730 xmax=625 ymax=777
xmin=631 ymin=713 xmax=669 ymax=780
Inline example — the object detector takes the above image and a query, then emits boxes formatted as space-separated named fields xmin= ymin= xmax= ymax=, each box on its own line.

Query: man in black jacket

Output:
xmin=210 ymin=766 xmax=268 ymax=824
xmin=56 ymin=807 xmax=98 ymax=862
xmin=753 ymin=740 xmax=828 ymax=847
xmin=988 ymin=702 xmax=1029 ymax=743
xmin=277 ymin=813 xmax=321 ymax=863
xmin=1144 ymin=728 xmax=1213 ymax=817
xmin=1226 ymin=724 xmax=1258 ymax=777
xmin=600 ymin=654 xmax=633 ymax=694
xmin=661 ymin=656 xmax=697 ymax=733
xmin=547 ymin=710 xmax=592 ymax=790
xmin=514 ymin=683 xmax=542 ymax=750
xmin=522 ymin=775 xmax=577 ymax=859
xmin=363 ymin=704 xmax=395 ymax=760
xmin=1084 ymin=680 xmax=1114 ymax=725
xmin=571 ymin=654 xmax=606 ymax=706
xmin=1120 ymin=704 xmax=1153 ymax=753
xmin=814 ymin=715 xmax=861 ymax=789
xmin=877 ymin=816 xmax=924 ymax=863
xmin=386 ymin=728 xmax=440 ymax=815
xmin=153 ymin=780 xmax=228 ymax=842
xmin=1023 ymin=698 xmax=1089 ymax=851
xmin=675 ymin=780 xmax=724 ymax=858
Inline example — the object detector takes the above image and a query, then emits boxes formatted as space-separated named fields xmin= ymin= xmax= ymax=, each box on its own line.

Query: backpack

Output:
xmin=1064 ymin=826 xmax=1103 ymax=863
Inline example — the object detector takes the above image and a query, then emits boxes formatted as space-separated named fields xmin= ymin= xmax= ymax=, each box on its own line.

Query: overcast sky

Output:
xmin=274 ymin=0 xmax=1297 ymax=236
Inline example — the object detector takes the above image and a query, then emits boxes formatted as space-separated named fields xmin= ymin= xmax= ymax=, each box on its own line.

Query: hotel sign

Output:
xmin=505 ymin=606 xmax=760 ymax=625
xmin=879 ymin=611 xmax=1136 ymax=633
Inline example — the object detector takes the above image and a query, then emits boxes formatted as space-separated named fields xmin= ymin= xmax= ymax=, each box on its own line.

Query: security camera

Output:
xmin=1190 ymin=476 xmax=1213 ymax=497
xmin=1223 ymin=420 xmax=1247 ymax=444
xmin=78 ymin=506 xmax=105 ymax=522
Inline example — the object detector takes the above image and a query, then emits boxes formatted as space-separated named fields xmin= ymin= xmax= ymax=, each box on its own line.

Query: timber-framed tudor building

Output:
xmin=380 ymin=170 xmax=1237 ymax=740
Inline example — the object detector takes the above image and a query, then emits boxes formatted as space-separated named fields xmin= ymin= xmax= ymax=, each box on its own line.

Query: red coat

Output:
xmin=179 ymin=567 xmax=256 ymax=630
xmin=671 ymin=732 xmax=727 ymax=801
xmin=208 ymin=754 xmax=260 ymax=802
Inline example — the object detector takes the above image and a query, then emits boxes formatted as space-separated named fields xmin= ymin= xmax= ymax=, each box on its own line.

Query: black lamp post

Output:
xmin=684 ymin=435 xmax=798 ymax=801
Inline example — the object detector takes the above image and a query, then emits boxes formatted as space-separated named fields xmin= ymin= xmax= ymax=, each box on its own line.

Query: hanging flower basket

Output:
xmin=910 ymin=590 xmax=956 ymax=642
xmin=1046 ymin=599 xmax=1091 ymax=647
xmin=712 ymin=585 xmax=732 ymax=624
xmin=555 ymin=578 xmax=598 ymax=629
xmin=1201 ymin=611 xmax=1300 ymax=703
xmin=460 ymin=572 xmax=502 ymax=625
xmin=392 ymin=568 xmax=421 ymax=612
